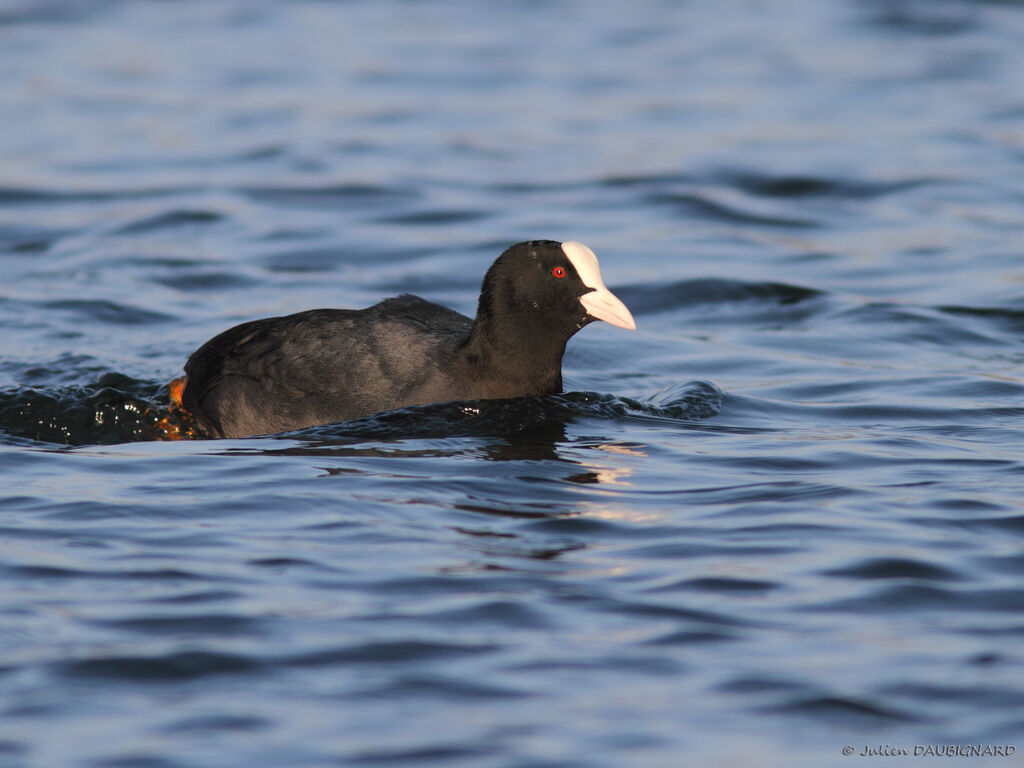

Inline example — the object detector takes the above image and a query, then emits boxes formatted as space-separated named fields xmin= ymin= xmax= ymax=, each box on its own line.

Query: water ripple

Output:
xmin=114 ymin=209 xmax=225 ymax=235
xmin=822 ymin=557 xmax=966 ymax=582
xmin=60 ymin=651 xmax=261 ymax=682
xmin=41 ymin=300 xmax=173 ymax=325
xmin=239 ymin=183 xmax=417 ymax=210
xmin=616 ymin=278 xmax=823 ymax=316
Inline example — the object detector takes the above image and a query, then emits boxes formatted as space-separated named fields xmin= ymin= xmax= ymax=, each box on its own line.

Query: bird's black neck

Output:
xmin=459 ymin=312 xmax=566 ymax=398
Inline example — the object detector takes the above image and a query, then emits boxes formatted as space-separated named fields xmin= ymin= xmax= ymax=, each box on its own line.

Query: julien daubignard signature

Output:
xmin=844 ymin=744 xmax=1016 ymax=757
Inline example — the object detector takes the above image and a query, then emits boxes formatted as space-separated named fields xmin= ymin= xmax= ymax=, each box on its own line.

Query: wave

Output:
xmin=0 ymin=376 xmax=725 ymax=447
xmin=0 ymin=374 xmax=172 ymax=445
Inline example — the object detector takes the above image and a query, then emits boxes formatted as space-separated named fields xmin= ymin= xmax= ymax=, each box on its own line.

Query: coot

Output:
xmin=168 ymin=240 xmax=635 ymax=438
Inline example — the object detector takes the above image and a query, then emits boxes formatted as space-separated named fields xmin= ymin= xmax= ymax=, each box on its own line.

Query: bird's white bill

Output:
xmin=561 ymin=241 xmax=636 ymax=330
xmin=580 ymin=286 xmax=637 ymax=330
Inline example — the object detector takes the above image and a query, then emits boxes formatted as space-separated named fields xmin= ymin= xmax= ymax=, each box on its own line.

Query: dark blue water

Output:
xmin=3 ymin=1 xmax=1024 ymax=766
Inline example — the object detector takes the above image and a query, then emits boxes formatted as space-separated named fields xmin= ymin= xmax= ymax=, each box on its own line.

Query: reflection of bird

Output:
xmin=166 ymin=241 xmax=635 ymax=438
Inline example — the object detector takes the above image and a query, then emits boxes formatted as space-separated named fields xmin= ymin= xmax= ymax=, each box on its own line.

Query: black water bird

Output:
xmin=168 ymin=240 xmax=636 ymax=438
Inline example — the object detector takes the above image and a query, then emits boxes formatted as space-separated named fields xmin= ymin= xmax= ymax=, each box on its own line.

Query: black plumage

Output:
xmin=175 ymin=240 xmax=635 ymax=438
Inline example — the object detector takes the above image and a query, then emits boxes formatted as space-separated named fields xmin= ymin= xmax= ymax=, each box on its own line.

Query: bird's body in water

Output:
xmin=165 ymin=240 xmax=635 ymax=438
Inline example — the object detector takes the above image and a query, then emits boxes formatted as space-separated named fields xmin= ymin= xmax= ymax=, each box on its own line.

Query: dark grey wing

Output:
xmin=182 ymin=298 xmax=472 ymax=437
xmin=180 ymin=310 xmax=353 ymax=435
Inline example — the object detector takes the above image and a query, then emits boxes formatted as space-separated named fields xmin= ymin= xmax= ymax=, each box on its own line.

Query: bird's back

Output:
xmin=182 ymin=295 xmax=472 ymax=437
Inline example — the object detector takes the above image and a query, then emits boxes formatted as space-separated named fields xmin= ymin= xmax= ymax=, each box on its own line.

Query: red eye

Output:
xmin=552 ymin=266 xmax=566 ymax=279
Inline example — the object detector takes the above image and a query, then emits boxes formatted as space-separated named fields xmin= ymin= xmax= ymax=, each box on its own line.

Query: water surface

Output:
xmin=2 ymin=1 xmax=1024 ymax=766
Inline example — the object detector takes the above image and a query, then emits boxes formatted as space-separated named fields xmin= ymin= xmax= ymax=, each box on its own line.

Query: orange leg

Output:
xmin=153 ymin=377 xmax=199 ymax=440
xmin=168 ymin=376 xmax=187 ymax=407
